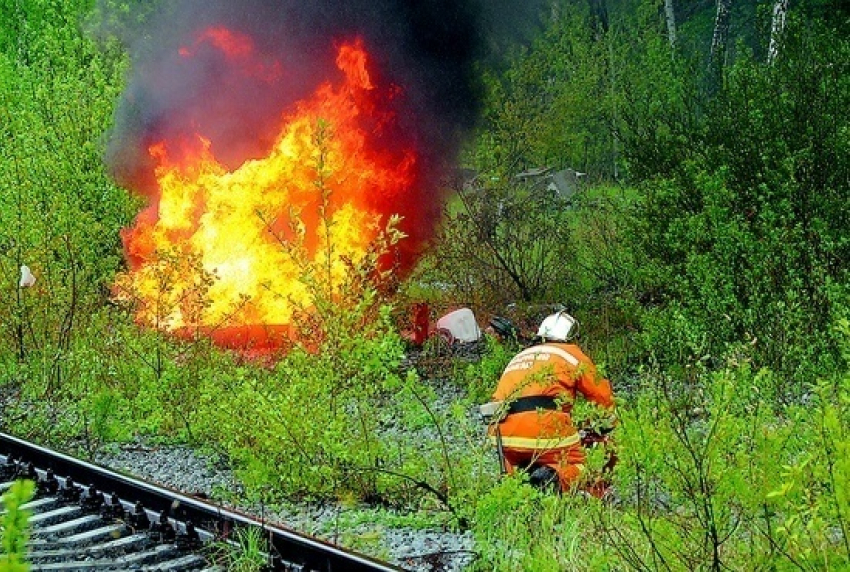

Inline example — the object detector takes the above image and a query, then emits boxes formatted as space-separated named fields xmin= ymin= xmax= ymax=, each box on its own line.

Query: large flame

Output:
xmin=115 ymin=31 xmax=418 ymax=348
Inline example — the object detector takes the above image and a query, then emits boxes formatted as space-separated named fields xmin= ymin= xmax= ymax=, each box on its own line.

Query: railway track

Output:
xmin=0 ymin=432 xmax=404 ymax=571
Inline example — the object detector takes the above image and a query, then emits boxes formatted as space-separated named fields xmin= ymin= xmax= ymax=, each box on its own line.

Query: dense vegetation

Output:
xmin=0 ymin=480 xmax=34 ymax=572
xmin=1 ymin=0 xmax=848 ymax=570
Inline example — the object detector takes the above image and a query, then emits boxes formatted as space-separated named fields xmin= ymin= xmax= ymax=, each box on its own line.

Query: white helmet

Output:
xmin=537 ymin=311 xmax=578 ymax=342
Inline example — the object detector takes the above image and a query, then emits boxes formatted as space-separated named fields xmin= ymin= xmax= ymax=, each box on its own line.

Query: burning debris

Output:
xmin=113 ymin=37 xmax=417 ymax=347
xmin=103 ymin=0 xmax=544 ymax=349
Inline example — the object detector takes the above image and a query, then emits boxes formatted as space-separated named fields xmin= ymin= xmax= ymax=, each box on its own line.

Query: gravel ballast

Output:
xmin=89 ymin=345 xmax=489 ymax=571
xmin=95 ymin=442 xmax=477 ymax=572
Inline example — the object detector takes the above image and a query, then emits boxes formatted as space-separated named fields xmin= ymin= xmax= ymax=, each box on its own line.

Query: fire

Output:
xmin=115 ymin=32 xmax=417 ymax=348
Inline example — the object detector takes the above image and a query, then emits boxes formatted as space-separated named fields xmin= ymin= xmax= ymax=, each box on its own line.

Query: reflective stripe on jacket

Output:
xmin=493 ymin=342 xmax=613 ymax=410
xmin=489 ymin=342 xmax=613 ymax=451
xmin=488 ymin=432 xmax=581 ymax=450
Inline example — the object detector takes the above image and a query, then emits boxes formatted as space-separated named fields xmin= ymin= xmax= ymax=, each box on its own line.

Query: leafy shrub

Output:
xmin=766 ymin=382 xmax=850 ymax=569
xmin=422 ymin=178 xmax=574 ymax=309
xmin=599 ymin=354 xmax=849 ymax=571
xmin=0 ymin=0 xmax=135 ymax=398
xmin=473 ymin=3 xmax=619 ymax=180
xmin=0 ymin=479 xmax=35 ymax=572
xmin=461 ymin=335 xmax=516 ymax=404
xmin=763 ymin=321 xmax=850 ymax=568
xmin=470 ymin=475 xmax=606 ymax=571
xmin=629 ymin=16 xmax=850 ymax=386
xmin=187 ymin=302 xmax=488 ymax=511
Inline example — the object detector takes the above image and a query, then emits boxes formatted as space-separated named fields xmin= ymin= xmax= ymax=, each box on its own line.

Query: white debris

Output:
xmin=436 ymin=308 xmax=481 ymax=342
xmin=19 ymin=265 xmax=36 ymax=288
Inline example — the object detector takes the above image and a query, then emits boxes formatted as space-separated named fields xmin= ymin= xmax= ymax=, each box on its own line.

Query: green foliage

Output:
xmin=461 ymin=335 xmax=516 ymax=404
xmin=209 ymin=526 xmax=269 ymax=572
xmin=595 ymin=357 xmax=849 ymax=571
xmin=422 ymin=179 xmax=573 ymax=307
xmin=0 ymin=479 xmax=35 ymax=572
xmin=0 ymin=0 xmax=135 ymax=396
xmin=616 ymin=4 xmax=700 ymax=183
xmin=608 ymin=367 xmax=786 ymax=569
xmin=470 ymin=475 xmax=607 ymax=571
xmin=627 ymin=15 xmax=850 ymax=385
xmin=191 ymin=311 xmax=405 ymax=501
xmin=474 ymin=3 xmax=618 ymax=179
xmin=763 ymin=324 xmax=850 ymax=568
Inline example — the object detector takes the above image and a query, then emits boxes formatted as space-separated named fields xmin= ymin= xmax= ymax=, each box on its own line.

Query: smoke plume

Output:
xmin=106 ymin=0 xmax=546 ymax=253
xmin=102 ymin=0 xmax=545 ymax=346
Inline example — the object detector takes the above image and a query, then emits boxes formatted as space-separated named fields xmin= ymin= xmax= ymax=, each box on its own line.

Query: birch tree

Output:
xmin=767 ymin=0 xmax=789 ymax=64
xmin=664 ymin=0 xmax=677 ymax=48
xmin=709 ymin=0 xmax=732 ymax=68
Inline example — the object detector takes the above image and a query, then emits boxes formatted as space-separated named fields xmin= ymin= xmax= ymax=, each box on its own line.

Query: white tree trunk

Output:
xmin=767 ymin=0 xmax=789 ymax=65
xmin=664 ymin=0 xmax=677 ymax=48
xmin=709 ymin=0 xmax=732 ymax=68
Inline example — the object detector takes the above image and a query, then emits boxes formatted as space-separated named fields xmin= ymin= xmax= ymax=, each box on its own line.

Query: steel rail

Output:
xmin=0 ymin=431 xmax=405 ymax=572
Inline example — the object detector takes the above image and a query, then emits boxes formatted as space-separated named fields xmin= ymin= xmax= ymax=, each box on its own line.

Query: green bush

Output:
xmin=598 ymin=353 xmax=849 ymax=570
xmin=470 ymin=475 xmax=610 ymax=571
xmin=186 ymin=302 xmax=480 ymax=509
xmin=467 ymin=351 xmax=849 ymax=571
xmin=0 ymin=0 xmax=135 ymax=395
xmin=629 ymin=16 xmax=850 ymax=386
xmin=422 ymin=178 xmax=574 ymax=309
xmin=473 ymin=3 xmax=622 ymax=180
xmin=461 ymin=335 xmax=516 ymax=404
xmin=0 ymin=479 xmax=35 ymax=572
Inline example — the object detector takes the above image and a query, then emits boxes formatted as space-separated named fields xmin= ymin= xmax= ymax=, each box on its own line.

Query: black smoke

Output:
xmin=103 ymin=0 xmax=546 ymax=193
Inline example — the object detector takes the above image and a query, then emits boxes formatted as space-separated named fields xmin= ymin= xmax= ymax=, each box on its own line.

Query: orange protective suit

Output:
xmin=488 ymin=342 xmax=614 ymax=491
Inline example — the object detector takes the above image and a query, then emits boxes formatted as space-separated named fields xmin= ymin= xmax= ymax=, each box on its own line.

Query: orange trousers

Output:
xmin=490 ymin=410 xmax=586 ymax=492
xmin=501 ymin=445 xmax=586 ymax=491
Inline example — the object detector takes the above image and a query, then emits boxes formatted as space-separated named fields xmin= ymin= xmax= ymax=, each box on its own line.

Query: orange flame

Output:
xmin=115 ymin=34 xmax=416 ymax=348
xmin=178 ymin=27 xmax=282 ymax=82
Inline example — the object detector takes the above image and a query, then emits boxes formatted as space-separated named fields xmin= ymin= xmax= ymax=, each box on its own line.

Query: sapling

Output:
xmin=0 ymin=479 xmax=35 ymax=572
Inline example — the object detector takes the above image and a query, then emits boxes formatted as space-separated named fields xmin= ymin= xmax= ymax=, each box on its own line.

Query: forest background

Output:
xmin=0 ymin=0 xmax=848 ymax=570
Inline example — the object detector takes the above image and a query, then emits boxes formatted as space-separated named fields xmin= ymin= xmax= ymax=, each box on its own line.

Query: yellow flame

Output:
xmin=116 ymin=39 xmax=412 ymax=339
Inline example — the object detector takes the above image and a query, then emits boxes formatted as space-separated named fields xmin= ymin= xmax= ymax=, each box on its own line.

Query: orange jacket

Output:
xmin=490 ymin=342 xmax=614 ymax=451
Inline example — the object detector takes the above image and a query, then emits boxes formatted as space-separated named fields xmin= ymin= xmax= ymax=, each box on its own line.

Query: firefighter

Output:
xmin=486 ymin=311 xmax=615 ymax=493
